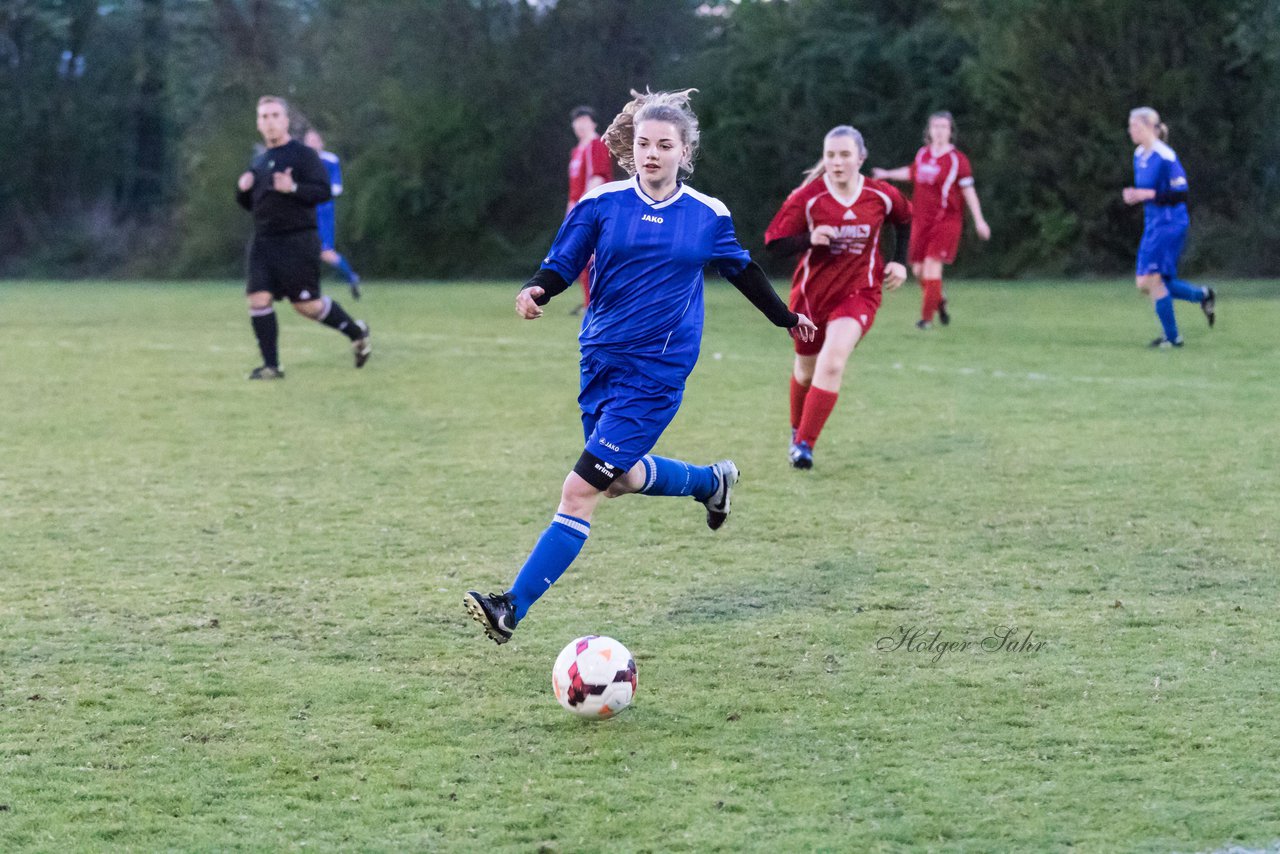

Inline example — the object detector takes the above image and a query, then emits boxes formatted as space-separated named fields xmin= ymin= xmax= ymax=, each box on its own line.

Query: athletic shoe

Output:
xmin=1200 ymin=286 xmax=1216 ymax=328
xmin=248 ymin=365 xmax=285 ymax=380
xmin=702 ymin=459 xmax=739 ymax=530
xmin=915 ymin=320 xmax=933 ymax=331
xmin=349 ymin=274 xmax=362 ymax=301
xmin=1149 ymin=336 xmax=1184 ymax=348
xmin=789 ymin=440 xmax=814 ymax=470
xmin=463 ymin=590 xmax=517 ymax=645
xmin=352 ymin=320 xmax=372 ymax=368
xmin=937 ymin=298 xmax=951 ymax=326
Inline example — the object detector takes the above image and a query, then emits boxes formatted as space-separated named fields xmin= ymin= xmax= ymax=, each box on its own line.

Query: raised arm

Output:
xmin=723 ymin=262 xmax=816 ymax=342
xmin=290 ymin=150 xmax=333 ymax=205
xmin=871 ymin=165 xmax=911 ymax=182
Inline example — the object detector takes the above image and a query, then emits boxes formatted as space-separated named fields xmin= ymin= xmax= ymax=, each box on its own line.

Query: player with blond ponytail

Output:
xmin=464 ymin=89 xmax=816 ymax=645
xmin=1123 ymin=106 xmax=1216 ymax=347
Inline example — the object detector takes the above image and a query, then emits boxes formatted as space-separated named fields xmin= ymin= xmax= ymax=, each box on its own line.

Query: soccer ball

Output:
xmin=551 ymin=635 xmax=637 ymax=718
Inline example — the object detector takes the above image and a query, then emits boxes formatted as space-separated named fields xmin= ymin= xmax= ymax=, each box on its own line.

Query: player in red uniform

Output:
xmin=872 ymin=111 xmax=990 ymax=329
xmin=566 ymin=106 xmax=615 ymax=313
xmin=766 ymin=126 xmax=912 ymax=469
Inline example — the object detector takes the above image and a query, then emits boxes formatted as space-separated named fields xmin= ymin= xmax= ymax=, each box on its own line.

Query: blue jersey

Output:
xmin=315 ymin=150 xmax=343 ymax=248
xmin=1133 ymin=141 xmax=1189 ymax=229
xmin=541 ymin=177 xmax=752 ymax=389
xmin=317 ymin=150 xmax=342 ymax=211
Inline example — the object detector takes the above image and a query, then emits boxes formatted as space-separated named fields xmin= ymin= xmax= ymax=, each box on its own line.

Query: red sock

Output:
xmin=921 ymin=278 xmax=943 ymax=321
xmin=789 ymin=377 xmax=811 ymax=433
xmin=796 ymin=387 xmax=838 ymax=447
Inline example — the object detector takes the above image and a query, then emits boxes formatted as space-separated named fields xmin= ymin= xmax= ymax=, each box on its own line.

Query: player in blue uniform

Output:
xmin=464 ymin=89 xmax=817 ymax=645
xmin=1123 ymin=107 xmax=1215 ymax=347
xmin=304 ymin=129 xmax=362 ymax=300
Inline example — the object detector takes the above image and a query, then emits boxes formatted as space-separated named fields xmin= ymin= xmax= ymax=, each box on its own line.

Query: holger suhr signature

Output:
xmin=876 ymin=625 xmax=1047 ymax=664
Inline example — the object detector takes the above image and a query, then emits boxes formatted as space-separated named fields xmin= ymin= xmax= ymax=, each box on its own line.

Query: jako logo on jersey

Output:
xmin=641 ymin=214 xmax=664 ymax=224
xmin=597 ymin=438 xmax=621 ymax=452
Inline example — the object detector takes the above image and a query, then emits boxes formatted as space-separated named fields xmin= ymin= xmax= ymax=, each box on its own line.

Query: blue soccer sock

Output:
xmin=328 ymin=254 xmax=359 ymax=284
xmin=508 ymin=514 xmax=590 ymax=621
xmin=1153 ymin=294 xmax=1180 ymax=341
xmin=1163 ymin=276 xmax=1207 ymax=303
xmin=638 ymin=455 xmax=718 ymax=502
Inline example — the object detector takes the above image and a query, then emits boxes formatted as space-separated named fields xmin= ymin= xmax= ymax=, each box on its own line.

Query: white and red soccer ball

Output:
xmin=551 ymin=635 xmax=637 ymax=718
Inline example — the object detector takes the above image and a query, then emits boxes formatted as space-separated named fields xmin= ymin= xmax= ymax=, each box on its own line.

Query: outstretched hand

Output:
xmin=791 ymin=313 xmax=818 ymax=343
xmin=516 ymin=286 xmax=544 ymax=319
xmin=1122 ymin=187 xmax=1154 ymax=205
xmin=883 ymin=262 xmax=908 ymax=290
xmin=237 ymin=171 xmax=254 ymax=192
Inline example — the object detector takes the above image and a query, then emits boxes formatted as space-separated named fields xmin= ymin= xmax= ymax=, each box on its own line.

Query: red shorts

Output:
xmin=791 ymin=287 xmax=882 ymax=356
xmin=908 ymin=214 xmax=963 ymax=265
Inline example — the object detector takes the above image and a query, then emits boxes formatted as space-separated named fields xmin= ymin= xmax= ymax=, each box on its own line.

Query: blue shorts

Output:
xmin=579 ymin=356 xmax=683 ymax=472
xmin=1135 ymin=221 xmax=1187 ymax=278
xmin=317 ymin=204 xmax=336 ymax=251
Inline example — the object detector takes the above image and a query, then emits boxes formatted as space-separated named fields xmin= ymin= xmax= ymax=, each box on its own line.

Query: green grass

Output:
xmin=2 ymin=278 xmax=1279 ymax=852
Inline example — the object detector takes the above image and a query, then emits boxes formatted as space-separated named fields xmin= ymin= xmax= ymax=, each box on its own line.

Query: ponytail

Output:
xmin=1130 ymin=106 xmax=1169 ymax=140
xmin=603 ymin=88 xmax=700 ymax=177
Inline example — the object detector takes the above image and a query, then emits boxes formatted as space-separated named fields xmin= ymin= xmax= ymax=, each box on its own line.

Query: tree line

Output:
xmin=1 ymin=0 xmax=1277 ymax=279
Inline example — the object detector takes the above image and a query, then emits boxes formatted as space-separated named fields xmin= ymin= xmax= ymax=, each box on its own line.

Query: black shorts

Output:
xmin=247 ymin=231 xmax=322 ymax=302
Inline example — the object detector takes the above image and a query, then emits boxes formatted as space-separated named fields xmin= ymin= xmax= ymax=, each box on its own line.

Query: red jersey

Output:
xmin=909 ymin=145 xmax=973 ymax=221
xmin=568 ymin=138 xmax=613 ymax=204
xmin=765 ymin=173 xmax=911 ymax=317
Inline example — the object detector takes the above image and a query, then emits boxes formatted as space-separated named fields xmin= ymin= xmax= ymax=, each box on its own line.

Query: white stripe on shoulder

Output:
xmin=320 ymin=151 xmax=340 ymax=164
xmin=683 ymin=185 xmax=732 ymax=217
xmin=866 ymin=186 xmax=893 ymax=216
xmin=1152 ymin=140 xmax=1179 ymax=161
xmin=580 ymin=178 xmax=634 ymax=203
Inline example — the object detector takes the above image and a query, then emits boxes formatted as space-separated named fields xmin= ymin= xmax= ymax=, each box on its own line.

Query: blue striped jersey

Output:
xmin=1133 ymin=140 xmax=1189 ymax=227
xmin=541 ymin=176 xmax=753 ymax=389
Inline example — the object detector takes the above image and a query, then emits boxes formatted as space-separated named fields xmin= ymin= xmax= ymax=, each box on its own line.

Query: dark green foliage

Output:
xmin=1 ymin=0 xmax=1277 ymax=277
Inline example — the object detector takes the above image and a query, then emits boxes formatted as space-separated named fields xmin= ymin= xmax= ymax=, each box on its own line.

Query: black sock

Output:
xmin=319 ymin=297 xmax=362 ymax=341
xmin=250 ymin=309 xmax=279 ymax=367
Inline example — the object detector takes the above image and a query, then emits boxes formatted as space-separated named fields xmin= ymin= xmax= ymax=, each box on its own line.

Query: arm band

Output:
xmin=1153 ymin=189 xmax=1188 ymax=206
xmin=764 ymin=233 xmax=811 ymax=259
xmin=892 ymin=221 xmax=910 ymax=266
xmin=520 ymin=268 xmax=572 ymax=306
xmin=725 ymin=261 xmax=798 ymax=328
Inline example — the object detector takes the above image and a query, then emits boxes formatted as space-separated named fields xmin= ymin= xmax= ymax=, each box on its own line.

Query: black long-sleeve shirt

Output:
xmin=236 ymin=139 xmax=332 ymax=236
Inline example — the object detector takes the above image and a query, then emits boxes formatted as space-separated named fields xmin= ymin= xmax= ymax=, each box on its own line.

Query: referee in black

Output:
xmin=237 ymin=95 xmax=370 ymax=379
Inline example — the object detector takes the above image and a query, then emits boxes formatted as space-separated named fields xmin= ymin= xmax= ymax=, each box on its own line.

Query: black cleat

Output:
xmin=349 ymin=274 xmax=362 ymax=301
xmin=1149 ymin=336 xmax=1184 ymax=349
xmin=915 ymin=319 xmax=933 ymax=331
xmin=1200 ymin=287 xmax=1216 ymax=328
xmin=248 ymin=365 xmax=285 ymax=380
xmin=352 ymin=320 xmax=372 ymax=368
xmin=701 ymin=460 xmax=739 ymax=530
xmin=937 ymin=298 xmax=950 ymax=326
xmin=463 ymin=591 xmax=517 ymax=645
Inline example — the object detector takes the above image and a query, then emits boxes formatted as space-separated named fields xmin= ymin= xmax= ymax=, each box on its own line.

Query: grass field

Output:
xmin=2 ymin=278 xmax=1279 ymax=852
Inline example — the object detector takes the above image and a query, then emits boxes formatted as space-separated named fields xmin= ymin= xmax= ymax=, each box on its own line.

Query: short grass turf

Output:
xmin=1 ymin=278 xmax=1278 ymax=852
